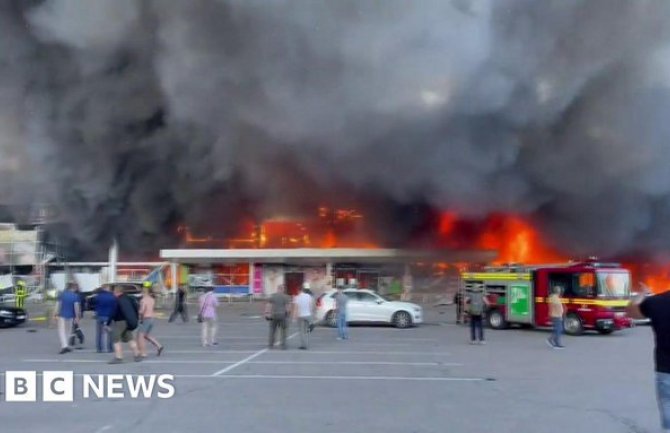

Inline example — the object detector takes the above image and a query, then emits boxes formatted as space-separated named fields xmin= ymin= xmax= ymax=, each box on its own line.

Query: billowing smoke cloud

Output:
xmin=1 ymin=0 xmax=670 ymax=258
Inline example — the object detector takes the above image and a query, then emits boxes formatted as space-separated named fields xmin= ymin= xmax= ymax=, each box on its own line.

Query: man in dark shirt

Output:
xmin=107 ymin=285 xmax=141 ymax=364
xmin=265 ymin=284 xmax=291 ymax=349
xmin=169 ymin=286 xmax=189 ymax=323
xmin=95 ymin=286 xmax=117 ymax=353
xmin=627 ymin=288 xmax=670 ymax=430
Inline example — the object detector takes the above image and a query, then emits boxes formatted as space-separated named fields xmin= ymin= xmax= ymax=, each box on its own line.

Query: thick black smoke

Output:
xmin=1 ymin=0 xmax=670 ymax=258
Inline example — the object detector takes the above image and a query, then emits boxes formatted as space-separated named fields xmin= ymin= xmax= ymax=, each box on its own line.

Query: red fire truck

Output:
xmin=461 ymin=260 xmax=632 ymax=335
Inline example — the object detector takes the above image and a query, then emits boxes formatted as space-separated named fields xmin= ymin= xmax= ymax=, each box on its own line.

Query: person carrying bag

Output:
xmin=199 ymin=288 xmax=219 ymax=347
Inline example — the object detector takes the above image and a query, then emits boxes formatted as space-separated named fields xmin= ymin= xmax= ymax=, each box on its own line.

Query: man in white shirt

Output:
xmin=293 ymin=283 xmax=315 ymax=350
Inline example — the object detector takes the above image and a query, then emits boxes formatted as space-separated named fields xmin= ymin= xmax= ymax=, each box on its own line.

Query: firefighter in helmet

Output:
xmin=15 ymin=280 xmax=27 ymax=309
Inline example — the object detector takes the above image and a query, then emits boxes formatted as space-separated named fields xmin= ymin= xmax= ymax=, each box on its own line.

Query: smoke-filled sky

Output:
xmin=2 ymin=0 xmax=670 ymax=258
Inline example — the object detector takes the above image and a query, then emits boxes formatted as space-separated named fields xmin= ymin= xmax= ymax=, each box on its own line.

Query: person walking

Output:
xmin=107 ymin=285 xmax=142 ymax=364
xmin=199 ymin=287 xmax=219 ymax=347
xmin=627 ymin=286 xmax=670 ymax=431
xmin=546 ymin=286 xmax=565 ymax=349
xmin=265 ymin=284 xmax=291 ymax=349
xmin=69 ymin=284 xmax=85 ymax=349
xmin=466 ymin=284 xmax=488 ymax=345
xmin=168 ymin=285 xmax=189 ymax=323
xmin=53 ymin=283 xmax=81 ymax=354
xmin=293 ymin=283 xmax=315 ymax=350
xmin=137 ymin=285 xmax=164 ymax=357
xmin=94 ymin=285 xmax=117 ymax=353
xmin=334 ymin=285 xmax=349 ymax=340
xmin=454 ymin=290 xmax=464 ymax=324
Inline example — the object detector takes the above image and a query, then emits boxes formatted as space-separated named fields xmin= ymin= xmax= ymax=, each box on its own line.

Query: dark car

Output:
xmin=0 ymin=305 xmax=27 ymax=328
xmin=84 ymin=283 xmax=143 ymax=312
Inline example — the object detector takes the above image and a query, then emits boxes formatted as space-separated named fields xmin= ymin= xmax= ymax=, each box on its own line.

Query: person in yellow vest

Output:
xmin=15 ymin=280 xmax=28 ymax=309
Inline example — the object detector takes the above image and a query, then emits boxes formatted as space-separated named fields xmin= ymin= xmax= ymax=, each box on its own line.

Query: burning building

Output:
xmin=2 ymin=1 xmax=670 ymax=291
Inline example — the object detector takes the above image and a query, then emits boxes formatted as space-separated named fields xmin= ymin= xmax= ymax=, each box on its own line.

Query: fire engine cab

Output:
xmin=461 ymin=260 xmax=632 ymax=335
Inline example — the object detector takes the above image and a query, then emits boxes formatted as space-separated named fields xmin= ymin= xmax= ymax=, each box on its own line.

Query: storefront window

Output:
xmin=213 ymin=264 xmax=250 ymax=287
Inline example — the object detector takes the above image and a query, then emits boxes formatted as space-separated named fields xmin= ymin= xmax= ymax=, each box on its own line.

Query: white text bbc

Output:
xmin=3 ymin=371 xmax=176 ymax=402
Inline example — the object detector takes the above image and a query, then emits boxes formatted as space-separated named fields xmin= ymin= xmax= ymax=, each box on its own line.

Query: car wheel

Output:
xmin=564 ymin=313 xmax=584 ymax=336
xmin=597 ymin=328 xmax=614 ymax=335
xmin=488 ymin=309 xmax=508 ymax=329
xmin=325 ymin=310 xmax=337 ymax=328
xmin=393 ymin=311 xmax=412 ymax=329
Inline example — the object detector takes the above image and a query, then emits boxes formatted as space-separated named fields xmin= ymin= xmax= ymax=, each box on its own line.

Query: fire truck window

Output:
xmin=573 ymin=273 xmax=595 ymax=297
xmin=548 ymin=273 xmax=575 ymax=297
xmin=484 ymin=285 xmax=505 ymax=295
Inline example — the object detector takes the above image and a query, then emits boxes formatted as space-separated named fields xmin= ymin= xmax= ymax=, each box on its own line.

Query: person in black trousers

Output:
xmin=168 ymin=286 xmax=189 ymax=323
xmin=466 ymin=285 xmax=489 ymax=345
xmin=454 ymin=290 xmax=464 ymax=324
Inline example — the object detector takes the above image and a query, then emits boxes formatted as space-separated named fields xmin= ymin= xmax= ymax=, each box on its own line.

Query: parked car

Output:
xmin=0 ymin=305 xmax=27 ymax=328
xmin=315 ymin=289 xmax=423 ymax=329
xmin=84 ymin=283 xmax=143 ymax=311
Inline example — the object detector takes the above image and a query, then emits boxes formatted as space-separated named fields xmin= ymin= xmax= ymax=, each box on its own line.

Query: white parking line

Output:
xmin=0 ymin=372 xmax=487 ymax=382
xmin=211 ymin=331 xmax=299 ymax=376
xmin=201 ymin=374 xmax=485 ymax=382
xmin=68 ymin=349 xmax=258 ymax=354
xmin=148 ymin=338 xmax=419 ymax=347
xmin=23 ymin=359 xmax=462 ymax=366
xmin=263 ymin=350 xmax=451 ymax=355
xmin=147 ymin=336 xmax=269 ymax=340
xmin=210 ymin=350 xmax=268 ymax=376
xmin=248 ymin=361 xmax=462 ymax=366
xmin=23 ymin=359 xmax=238 ymax=364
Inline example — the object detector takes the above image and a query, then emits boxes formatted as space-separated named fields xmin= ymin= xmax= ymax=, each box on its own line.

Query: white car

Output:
xmin=315 ymin=289 xmax=423 ymax=329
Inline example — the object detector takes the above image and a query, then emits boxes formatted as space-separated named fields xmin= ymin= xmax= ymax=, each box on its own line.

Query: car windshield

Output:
xmin=596 ymin=271 xmax=631 ymax=298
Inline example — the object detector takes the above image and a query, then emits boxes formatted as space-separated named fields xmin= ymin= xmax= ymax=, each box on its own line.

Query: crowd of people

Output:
xmin=263 ymin=282 xmax=351 ymax=350
xmin=53 ymin=282 xmax=165 ymax=363
xmin=44 ymin=277 xmax=670 ymax=430
xmin=51 ymin=280 xmax=351 ymax=362
xmin=454 ymin=284 xmax=565 ymax=348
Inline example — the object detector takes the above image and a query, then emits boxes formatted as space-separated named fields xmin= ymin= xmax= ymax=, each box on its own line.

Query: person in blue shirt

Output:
xmin=94 ymin=285 xmax=117 ymax=353
xmin=53 ymin=283 xmax=81 ymax=354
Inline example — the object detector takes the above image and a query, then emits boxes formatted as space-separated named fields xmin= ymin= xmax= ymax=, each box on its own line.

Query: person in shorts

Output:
xmin=107 ymin=285 xmax=142 ymax=364
xmin=137 ymin=283 xmax=164 ymax=357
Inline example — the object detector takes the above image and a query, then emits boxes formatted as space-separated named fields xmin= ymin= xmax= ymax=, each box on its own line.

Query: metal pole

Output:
xmin=249 ymin=261 xmax=254 ymax=303
xmin=170 ymin=261 xmax=178 ymax=292
xmin=326 ymin=262 xmax=333 ymax=289
xmin=108 ymin=239 xmax=118 ymax=283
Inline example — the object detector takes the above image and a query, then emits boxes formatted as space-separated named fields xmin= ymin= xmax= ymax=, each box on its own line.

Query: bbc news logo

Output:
xmin=3 ymin=371 xmax=175 ymax=402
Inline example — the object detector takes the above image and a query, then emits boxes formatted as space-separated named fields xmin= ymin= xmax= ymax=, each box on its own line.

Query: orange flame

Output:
xmin=625 ymin=262 xmax=670 ymax=294
xmin=437 ymin=212 xmax=566 ymax=264
xmin=477 ymin=215 xmax=566 ymax=264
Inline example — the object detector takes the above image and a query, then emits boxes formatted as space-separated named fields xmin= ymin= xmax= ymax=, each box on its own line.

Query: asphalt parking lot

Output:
xmin=0 ymin=304 xmax=662 ymax=433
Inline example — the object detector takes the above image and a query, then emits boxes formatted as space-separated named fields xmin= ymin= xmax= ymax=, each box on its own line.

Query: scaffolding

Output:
xmin=0 ymin=215 xmax=58 ymax=297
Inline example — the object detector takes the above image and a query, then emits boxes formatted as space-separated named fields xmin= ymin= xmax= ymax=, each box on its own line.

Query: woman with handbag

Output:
xmin=199 ymin=287 xmax=219 ymax=347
